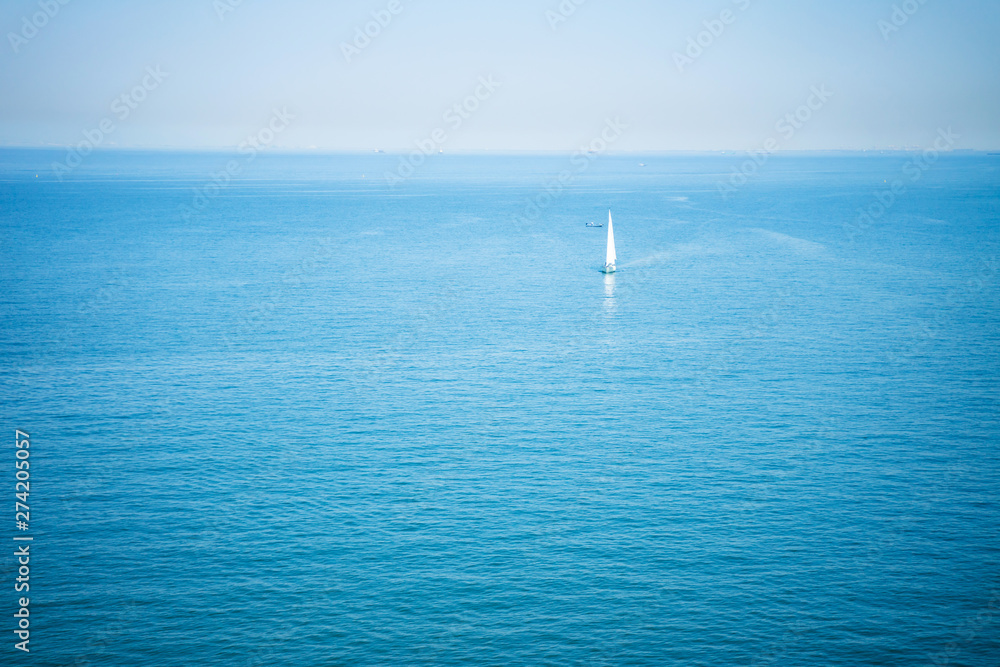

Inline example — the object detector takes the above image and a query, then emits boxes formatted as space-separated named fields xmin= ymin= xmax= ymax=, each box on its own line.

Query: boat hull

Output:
xmin=602 ymin=263 xmax=616 ymax=274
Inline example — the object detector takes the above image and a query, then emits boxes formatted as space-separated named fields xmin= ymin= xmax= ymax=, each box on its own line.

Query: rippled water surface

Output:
xmin=2 ymin=150 xmax=999 ymax=665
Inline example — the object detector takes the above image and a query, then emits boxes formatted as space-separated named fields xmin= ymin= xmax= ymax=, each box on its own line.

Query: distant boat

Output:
xmin=602 ymin=210 xmax=616 ymax=274
xmin=586 ymin=221 xmax=603 ymax=227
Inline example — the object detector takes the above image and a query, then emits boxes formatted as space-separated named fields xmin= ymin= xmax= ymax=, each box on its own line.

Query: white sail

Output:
xmin=604 ymin=210 xmax=617 ymax=272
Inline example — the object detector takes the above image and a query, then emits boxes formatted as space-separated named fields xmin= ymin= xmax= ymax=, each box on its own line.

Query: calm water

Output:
xmin=1 ymin=150 xmax=999 ymax=665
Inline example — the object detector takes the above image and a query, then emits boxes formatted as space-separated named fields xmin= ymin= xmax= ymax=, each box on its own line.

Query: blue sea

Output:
xmin=1 ymin=149 xmax=998 ymax=665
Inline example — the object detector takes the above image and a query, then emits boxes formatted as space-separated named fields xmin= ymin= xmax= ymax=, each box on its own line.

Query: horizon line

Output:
xmin=1 ymin=146 xmax=997 ymax=156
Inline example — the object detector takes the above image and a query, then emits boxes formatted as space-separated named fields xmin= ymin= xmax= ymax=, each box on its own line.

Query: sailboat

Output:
xmin=602 ymin=210 xmax=617 ymax=273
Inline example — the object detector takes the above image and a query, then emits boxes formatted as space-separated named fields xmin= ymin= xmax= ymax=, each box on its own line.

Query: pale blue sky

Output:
xmin=1 ymin=0 xmax=998 ymax=151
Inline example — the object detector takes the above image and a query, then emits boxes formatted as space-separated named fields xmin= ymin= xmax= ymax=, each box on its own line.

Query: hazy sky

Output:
xmin=1 ymin=0 xmax=998 ymax=151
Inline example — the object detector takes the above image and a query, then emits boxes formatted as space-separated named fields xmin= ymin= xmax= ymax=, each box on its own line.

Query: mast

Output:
xmin=605 ymin=210 xmax=616 ymax=271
